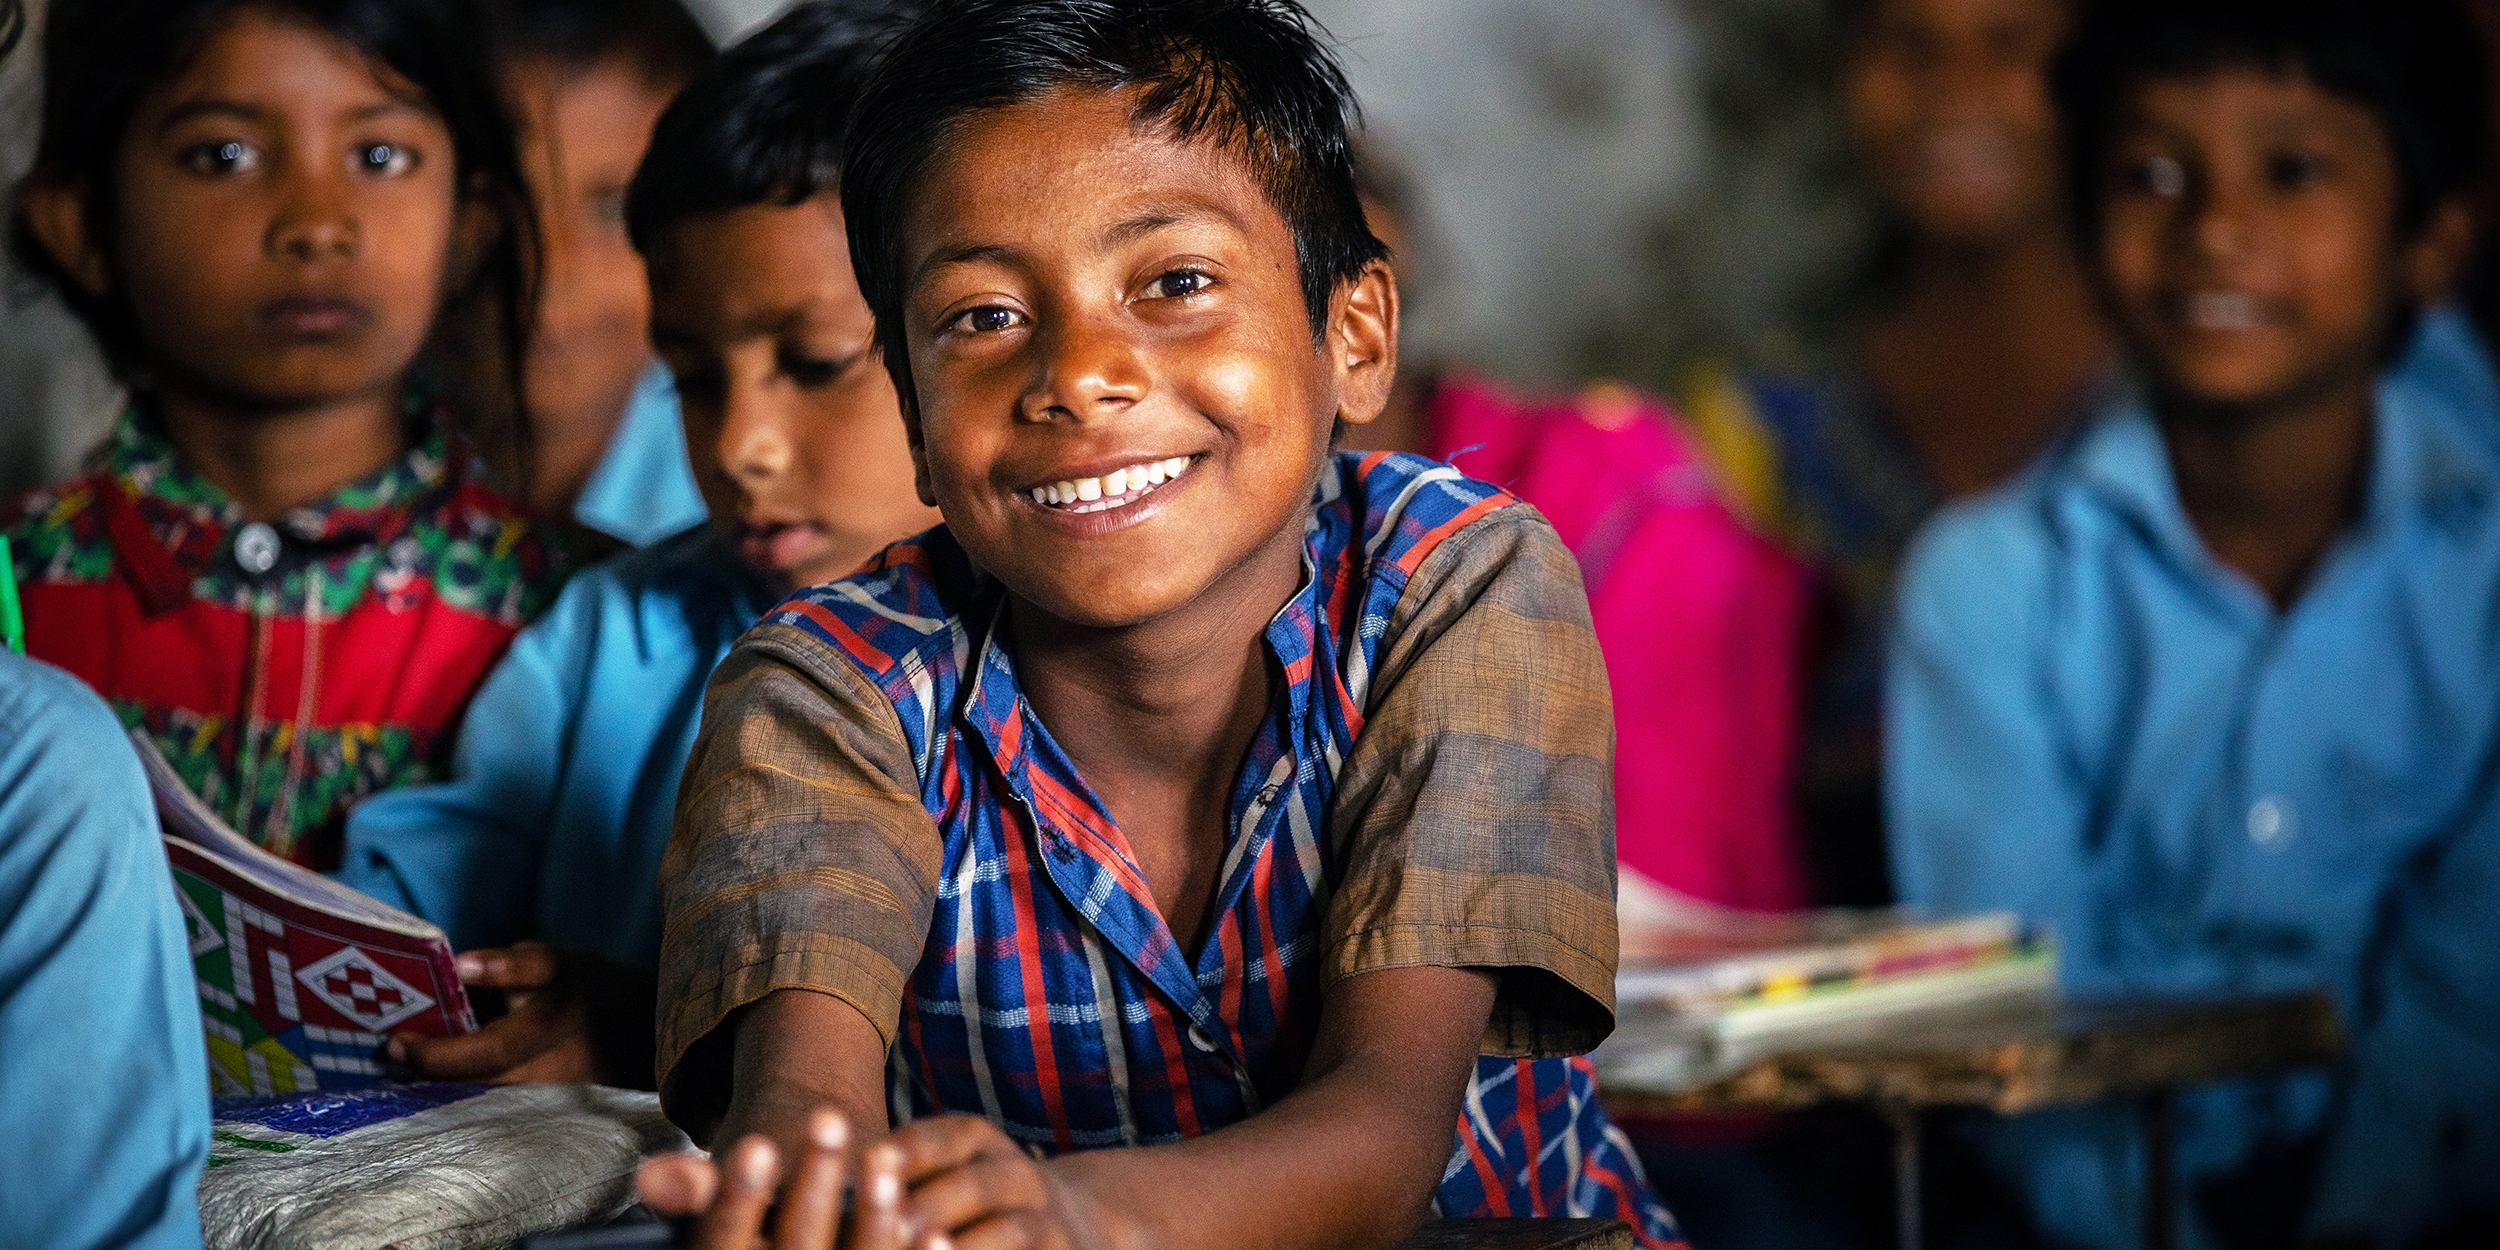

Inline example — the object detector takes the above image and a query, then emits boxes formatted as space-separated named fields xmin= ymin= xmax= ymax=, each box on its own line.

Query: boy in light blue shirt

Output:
xmin=337 ymin=0 xmax=936 ymax=1086
xmin=0 ymin=651 xmax=209 ymax=1250
xmin=1888 ymin=0 xmax=2500 ymax=1245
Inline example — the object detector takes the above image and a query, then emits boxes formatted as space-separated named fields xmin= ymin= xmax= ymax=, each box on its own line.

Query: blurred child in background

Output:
xmin=4 ymin=0 xmax=582 ymax=867
xmin=1686 ymin=0 xmax=2116 ymax=908
xmin=463 ymin=0 xmax=715 ymax=544
xmin=337 ymin=0 xmax=937 ymax=1086
xmin=1346 ymin=143 xmax=1817 ymax=920
xmin=1890 ymin=0 xmax=2500 ymax=1243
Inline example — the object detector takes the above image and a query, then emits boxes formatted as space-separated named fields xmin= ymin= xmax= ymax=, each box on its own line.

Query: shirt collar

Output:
xmin=92 ymin=395 xmax=468 ymax=613
xmin=959 ymin=518 xmax=1329 ymax=799
xmin=2074 ymin=373 xmax=2498 ymax=589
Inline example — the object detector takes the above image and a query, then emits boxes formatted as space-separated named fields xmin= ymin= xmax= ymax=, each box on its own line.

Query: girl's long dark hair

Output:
xmin=8 ymin=0 xmax=538 ymax=464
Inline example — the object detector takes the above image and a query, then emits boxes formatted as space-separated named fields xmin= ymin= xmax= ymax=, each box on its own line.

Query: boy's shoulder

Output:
xmin=1314 ymin=449 xmax=1522 ymax=584
xmin=747 ymin=526 xmax=976 ymax=691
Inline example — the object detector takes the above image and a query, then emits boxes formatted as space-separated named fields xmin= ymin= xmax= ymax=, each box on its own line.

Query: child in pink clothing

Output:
xmin=1411 ymin=376 xmax=1815 ymax=913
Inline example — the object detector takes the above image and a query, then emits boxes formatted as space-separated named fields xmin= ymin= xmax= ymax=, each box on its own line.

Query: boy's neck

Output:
xmin=1863 ymin=220 xmax=2110 ymax=498
xmin=2160 ymin=374 xmax=2376 ymax=608
xmin=155 ymin=385 xmax=410 ymax=524
xmin=1007 ymin=519 xmax=1308 ymax=954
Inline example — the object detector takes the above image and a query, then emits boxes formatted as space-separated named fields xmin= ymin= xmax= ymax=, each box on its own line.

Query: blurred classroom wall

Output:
xmin=0 ymin=0 xmax=1872 ymax=495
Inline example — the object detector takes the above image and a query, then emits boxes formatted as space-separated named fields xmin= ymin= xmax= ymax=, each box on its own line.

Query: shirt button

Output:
xmin=1187 ymin=1026 xmax=1219 ymax=1053
xmin=234 ymin=523 xmax=282 ymax=576
xmin=2247 ymin=796 xmax=2295 ymax=848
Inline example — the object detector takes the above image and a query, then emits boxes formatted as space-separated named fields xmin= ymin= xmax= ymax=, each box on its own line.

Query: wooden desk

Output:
xmin=1393 ymin=1219 xmax=1632 ymax=1250
xmin=1596 ymin=992 xmax=2344 ymax=1250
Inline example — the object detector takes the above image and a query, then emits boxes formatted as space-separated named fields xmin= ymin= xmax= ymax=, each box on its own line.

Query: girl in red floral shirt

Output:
xmin=5 ymin=0 xmax=583 ymax=866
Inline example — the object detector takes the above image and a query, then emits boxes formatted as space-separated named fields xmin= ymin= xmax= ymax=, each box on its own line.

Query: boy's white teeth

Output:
xmin=2189 ymin=291 xmax=2262 ymax=331
xmin=1029 ymin=456 xmax=1193 ymax=512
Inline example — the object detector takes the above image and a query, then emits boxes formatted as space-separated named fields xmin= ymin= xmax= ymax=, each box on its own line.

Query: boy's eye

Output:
xmin=356 ymin=143 xmax=417 ymax=176
xmin=2124 ymin=154 xmax=2187 ymax=198
xmin=1147 ymin=269 xmax=1215 ymax=300
xmin=953 ymin=306 xmax=1026 ymax=335
xmin=183 ymin=140 xmax=260 ymax=176
xmin=782 ymin=352 xmax=857 ymax=389
xmin=2265 ymin=150 xmax=2329 ymax=192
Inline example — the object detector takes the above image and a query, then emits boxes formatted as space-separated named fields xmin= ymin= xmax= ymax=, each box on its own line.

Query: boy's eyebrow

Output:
xmin=912 ymin=201 xmax=1252 ymax=288
xmin=154 ymin=97 xmax=425 ymax=132
xmin=154 ymin=99 xmax=269 ymax=131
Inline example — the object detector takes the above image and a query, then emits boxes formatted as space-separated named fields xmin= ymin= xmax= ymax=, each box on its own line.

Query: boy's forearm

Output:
xmin=715 ymin=988 xmax=895 ymax=1154
xmin=1047 ymin=965 xmax=1498 ymax=1250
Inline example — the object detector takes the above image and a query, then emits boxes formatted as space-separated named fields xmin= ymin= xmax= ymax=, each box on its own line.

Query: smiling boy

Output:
xmin=1888 ymin=0 xmax=2500 ymax=1244
xmin=640 ymin=2 xmax=1681 ymax=1248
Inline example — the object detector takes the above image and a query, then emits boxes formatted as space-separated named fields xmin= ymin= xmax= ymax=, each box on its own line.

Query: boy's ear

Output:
xmin=18 ymin=171 xmax=112 ymax=297
xmin=2401 ymin=195 xmax=2477 ymax=308
xmin=1327 ymin=260 xmax=1400 ymax=431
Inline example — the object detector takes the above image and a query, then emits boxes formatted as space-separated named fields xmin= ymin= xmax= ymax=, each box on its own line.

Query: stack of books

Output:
xmin=1598 ymin=880 xmax=2055 ymax=1093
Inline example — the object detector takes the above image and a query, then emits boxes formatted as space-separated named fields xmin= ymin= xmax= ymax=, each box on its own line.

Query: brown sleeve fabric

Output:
xmin=654 ymin=624 xmax=942 ymax=1132
xmin=1322 ymin=505 xmax=1621 ymax=1058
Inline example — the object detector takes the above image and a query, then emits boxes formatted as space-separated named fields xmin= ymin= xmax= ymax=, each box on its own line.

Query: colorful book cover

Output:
xmin=135 ymin=732 xmax=476 ymax=1096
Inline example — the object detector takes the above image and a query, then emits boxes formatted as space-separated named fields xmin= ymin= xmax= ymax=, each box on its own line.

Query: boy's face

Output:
xmin=29 ymin=12 xmax=465 ymax=409
xmin=1845 ymin=0 xmax=2071 ymax=246
xmin=2094 ymin=68 xmax=2465 ymax=413
xmin=651 ymin=194 xmax=942 ymax=594
xmin=507 ymin=55 xmax=683 ymax=499
xmin=892 ymin=88 xmax=1396 ymax=631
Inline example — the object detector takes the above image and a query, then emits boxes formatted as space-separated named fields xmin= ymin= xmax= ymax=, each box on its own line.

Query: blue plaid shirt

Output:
xmin=661 ymin=452 xmax=1681 ymax=1245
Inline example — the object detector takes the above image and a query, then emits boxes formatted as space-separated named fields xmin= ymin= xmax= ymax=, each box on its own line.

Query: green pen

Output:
xmin=0 ymin=533 xmax=22 ymax=655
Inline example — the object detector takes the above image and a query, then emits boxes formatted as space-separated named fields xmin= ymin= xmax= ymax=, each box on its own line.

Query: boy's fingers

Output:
xmin=904 ymin=1158 xmax=1051 ymax=1239
xmin=454 ymin=942 xmax=561 ymax=989
xmin=939 ymin=1214 xmax=1055 ymax=1250
xmin=389 ymin=1013 xmax=550 ymax=1079
xmin=849 ymin=1143 xmax=913 ymax=1250
xmin=772 ymin=1110 xmax=852 ymax=1250
xmin=637 ymin=1153 xmax=721 ymax=1217
xmin=695 ymin=1136 xmax=781 ymax=1250
xmin=891 ymin=1114 xmax=1017 ymax=1182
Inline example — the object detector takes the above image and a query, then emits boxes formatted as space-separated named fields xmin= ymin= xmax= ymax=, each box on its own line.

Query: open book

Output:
xmin=135 ymin=732 xmax=475 ymax=1096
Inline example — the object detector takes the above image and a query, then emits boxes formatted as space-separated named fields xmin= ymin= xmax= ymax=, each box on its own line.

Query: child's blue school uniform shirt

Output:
xmin=0 ymin=652 xmax=210 ymax=1250
xmin=1888 ymin=373 xmax=2500 ymax=1248
xmin=573 ymin=363 xmax=708 ymax=548
xmin=336 ymin=525 xmax=765 ymax=967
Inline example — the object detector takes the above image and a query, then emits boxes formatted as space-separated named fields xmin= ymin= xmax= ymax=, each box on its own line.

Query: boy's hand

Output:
xmin=640 ymin=1111 xmax=915 ymax=1250
xmin=891 ymin=1115 xmax=1097 ymax=1250
xmin=636 ymin=1110 xmax=1102 ymax=1250
xmin=389 ymin=942 xmax=658 ymax=1088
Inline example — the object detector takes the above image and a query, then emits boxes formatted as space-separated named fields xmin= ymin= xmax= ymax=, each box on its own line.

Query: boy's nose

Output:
xmin=719 ymin=379 xmax=797 ymax=482
xmin=266 ymin=182 xmax=361 ymax=261
xmin=1023 ymin=312 xmax=1148 ymax=424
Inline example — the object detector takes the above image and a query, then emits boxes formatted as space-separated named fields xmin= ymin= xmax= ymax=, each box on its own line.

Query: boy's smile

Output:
xmin=895 ymin=87 xmax=1395 ymax=631
xmin=2094 ymin=69 xmax=2447 ymax=416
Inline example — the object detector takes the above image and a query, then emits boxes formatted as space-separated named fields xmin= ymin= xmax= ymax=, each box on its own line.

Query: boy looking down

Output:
xmin=336 ymin=0 xmax=937 ymax=1085
xmin=1889 ymin=0 xmax=2500 ymax=1243
xmin=638 ymin=1 xmax=1683 ymax=1247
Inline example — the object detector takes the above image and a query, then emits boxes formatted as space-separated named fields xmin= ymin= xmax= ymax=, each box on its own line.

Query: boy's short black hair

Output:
xmin=2053 ymin=0 xmax=2490 ymax=245
xmin=487 ymin=0 xmax=713 ymax=88
xmin=840 ymin=0 xmax=1387 ymax=393
xmin=625 ymin=0 xmax=909 ymax=278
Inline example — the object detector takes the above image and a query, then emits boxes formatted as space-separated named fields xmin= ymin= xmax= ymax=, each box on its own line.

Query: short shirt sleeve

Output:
xmin=654 ymin=624 xmax=942 ymax=1133
xmin=1323 ymin=506 xmax=1620 ymax=1057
